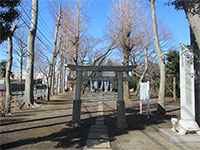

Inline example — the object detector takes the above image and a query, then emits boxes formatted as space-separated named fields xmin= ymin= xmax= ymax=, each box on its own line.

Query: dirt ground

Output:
xmin=106 ymin=100 xmax=200 ymax=150
xmin=0 ymin=93 xmax=200 ymax=150
xmin=0 ymin=94 xmax=99 ymax=150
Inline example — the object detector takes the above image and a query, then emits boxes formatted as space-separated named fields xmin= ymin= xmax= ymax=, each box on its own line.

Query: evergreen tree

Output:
xmin=166 ymin=51 xmax=179 ymax=75
xmin=166 ymin=51 xmax=180 ymax=98
xmin=0 ymin=61 xmax=7 ymax=78
xmin=0 ymin=0 xmax=21 ymax=115
xmin=0 ymin=0 xmax=21 ymax=43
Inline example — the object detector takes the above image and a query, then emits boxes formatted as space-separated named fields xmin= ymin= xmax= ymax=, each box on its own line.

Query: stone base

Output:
xmin=72 ymin=100 xmax=81 ymax=124
xmin=116 ymin=100 xmax=127 ymax=130
xmin=86 ymin=139 xmax=110 ymax=148
xmin=177 ymin=120 xmax=200 ymax=135
xmin=72 ymin=123 xmax=80 ymax=128
xmin=159 ymin=128 xmax=200 ymax=143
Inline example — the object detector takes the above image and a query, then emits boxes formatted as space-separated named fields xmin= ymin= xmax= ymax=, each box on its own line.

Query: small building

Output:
xmin=0 ymin=79 xmax=47 ymax=97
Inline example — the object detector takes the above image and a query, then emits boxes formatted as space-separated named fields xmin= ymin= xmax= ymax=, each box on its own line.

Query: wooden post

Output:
xmin=72 ymin=70 xmax=82 ymax=126
xmin=117 ymin=72 xmax=127 ymax=130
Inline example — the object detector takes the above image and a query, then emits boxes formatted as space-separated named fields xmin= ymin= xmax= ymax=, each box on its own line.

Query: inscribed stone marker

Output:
xmin=177 ymin=45 xmax=200 ymax=134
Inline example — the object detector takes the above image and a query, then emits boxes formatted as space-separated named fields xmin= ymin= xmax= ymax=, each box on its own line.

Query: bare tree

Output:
xmin=24 ymin=0 xmax=38 ymax=106
xmin=15 ymin=33 xmax=27 ymax=84
xmin=75 ymin=0 xmax=80 ymax=65
xmin=38 ymin=59 xmax=51 ymax=101
xmin=134 ymin=31 xmax=150 ymax=95
xmin=150 ymin=0 xmax=166 ymax=111
xmin=108 ymin=0 xmax=143 ymax=101
xmin=61 ymin=0 xmax=90 ymax=65
xmin=3 ymin=26 xmax=17 ymax=115
xmin=49 ymin=5 xmax=62 ymax=96
xmin=59 ymin=39 xmax=65 ymax=94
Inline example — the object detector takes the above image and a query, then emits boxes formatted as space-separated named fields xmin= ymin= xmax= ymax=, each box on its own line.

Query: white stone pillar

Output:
xmin=100 ymin=80 xmax=104 ymax=91
xmin=64 ymin=68 xmax=69 ymax=91
xmin=104 ymin=81 xmax=109 ymax=92
xmin=178 ymin=46 xmax=200 ymax=135
xmin=94 ymin=80 xmax=98 ymax=91
xmin=109 ymin=81 xmax=112 ymax=92
xmin=90 ymin=80 xmax=94 ymax=92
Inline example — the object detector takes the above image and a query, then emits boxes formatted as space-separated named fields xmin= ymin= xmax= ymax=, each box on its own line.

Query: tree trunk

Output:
xmin=47 ymin=86 xmax=50 ymax=101
xmin=186 ymin=10 xmax=200 ymax=50
xmin=3 ymin=35 xmax=13 ymax=115
xmin=20 ymin=55 xmax=23 ymax=83
xmin=47 ymin=64 xmax=52 ymax=101
xmin=187 ymin=10 xmax=200 ymax=125
xmin=75 ymin=0 xmax=80 ymax=65
xmin=54 ymin=72 xmax=57 ymax=95
xmin=49 ymin=9 xmax=62 ymax=96
xmin=24 ymin=0 xmax=38 ymax=106
xmin=51 ymin=64 xmax=56 ymax=95
xmin=150 ymin=0 xmax=166 ymax=110
xmin=20 ymin=49 xmax=23 ymax=94
xmin=134 ymin=16 xmax=150 ymax=96
xmin=64 ymin=67 xmax=67 ymax=91
xmin=123 ymin=49 xmax=129 ymax=101
xmin=135 ymin=47 xmax=148 ymax=96
xmin=59 ymin=49 xmax=64 ymax=93
xmin=56 ymin=72 xmax=59 ymax=95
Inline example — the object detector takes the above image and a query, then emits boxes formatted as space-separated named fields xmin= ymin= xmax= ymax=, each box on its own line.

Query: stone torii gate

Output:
xmin=68 ymin=65 xmax=132 ymax=129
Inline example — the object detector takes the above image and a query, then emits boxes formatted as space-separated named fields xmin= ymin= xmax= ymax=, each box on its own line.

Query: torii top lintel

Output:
xmin=66 ymin=64 xmax=132 ymax=72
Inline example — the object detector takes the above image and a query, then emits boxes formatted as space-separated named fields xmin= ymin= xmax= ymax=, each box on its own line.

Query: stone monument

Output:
xmin=173 ymin=44 xmax=200 ymax=135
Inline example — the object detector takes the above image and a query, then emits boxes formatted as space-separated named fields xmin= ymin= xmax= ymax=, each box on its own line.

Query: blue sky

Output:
xmin=85 ymin=0 xmax=189 ymax=44
xmin=0 ymin=0 xmax=190 ymax=64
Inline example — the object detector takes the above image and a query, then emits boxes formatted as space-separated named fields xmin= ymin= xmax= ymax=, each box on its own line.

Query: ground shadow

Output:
xmin=0 ymin=99 xmax=181 ymax=150
xmin=0 ymin=117 xmax=95 ymax=149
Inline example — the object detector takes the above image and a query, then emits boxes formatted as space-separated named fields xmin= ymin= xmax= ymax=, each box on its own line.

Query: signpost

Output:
xmin=139 ymin=81 xmax=150 ymax=116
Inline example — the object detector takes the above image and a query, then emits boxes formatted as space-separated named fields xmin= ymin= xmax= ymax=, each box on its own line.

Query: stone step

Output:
xmin=84 ymin=102 xmax=111 ymax=150
xmin=159 ymin=128 xmax=200 ymax=143
xmin=97 ymin=112 xmax=104 ymax=116
xmin=84 ymin=148 xmax=112 ymax=150
xmin=85 ymin=139 xmax=111 ymax=149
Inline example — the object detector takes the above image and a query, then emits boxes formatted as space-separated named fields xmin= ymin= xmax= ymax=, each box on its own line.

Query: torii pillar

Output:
xmin=117 ymin=72 xmax=127 ymax=129
xmin=72 ymin=70 xmax=82 ymax=127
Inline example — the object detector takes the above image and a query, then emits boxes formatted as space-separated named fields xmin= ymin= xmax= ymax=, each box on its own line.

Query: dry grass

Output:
xmin=0 ymin=96 xmax=22 ymax=113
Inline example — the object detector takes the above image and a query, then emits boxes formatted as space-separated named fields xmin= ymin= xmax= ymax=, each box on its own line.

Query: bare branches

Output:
xmin=60 ymin=1 xmax=88 ymax=65
xmin=108 ymin=0 xmax=143 ymax=58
